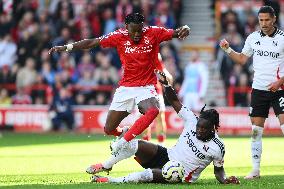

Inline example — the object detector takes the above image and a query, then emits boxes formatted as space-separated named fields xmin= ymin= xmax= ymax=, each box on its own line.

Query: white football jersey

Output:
xmin=241 ymin=28 xmax=284 ymax=91
xmin=167 ymin=106 xmax=225 ymax=183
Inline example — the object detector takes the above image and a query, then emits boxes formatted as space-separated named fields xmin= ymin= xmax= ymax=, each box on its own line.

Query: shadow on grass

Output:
xmin=2 ymin=174 xmax=284 ymax=189
xmin=0 ymin=133 xmax=111 ymax=147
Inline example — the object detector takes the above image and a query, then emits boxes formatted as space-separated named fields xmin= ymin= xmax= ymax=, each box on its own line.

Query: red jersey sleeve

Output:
xmin=155 ymin=58 xmax=164 ymax=71
xmin=151 ymin=26 xmax=174 ymax=43
xmin=99 ymin=30 xmax=120 ymax=48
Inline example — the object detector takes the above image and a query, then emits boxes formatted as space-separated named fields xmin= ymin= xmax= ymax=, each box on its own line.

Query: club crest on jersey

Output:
xmin=144 ymin=37 xmax=150 ymax=44
xmin=203 ymin=145 xmax=209 ymax=152
xmin=273 ymin=41 xmax=278 ymax=46
xmin=124 ymin=41 xmax=131 ymax=46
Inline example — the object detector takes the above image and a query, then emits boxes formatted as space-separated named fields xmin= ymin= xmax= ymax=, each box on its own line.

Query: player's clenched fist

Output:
xmin=224 ymin=176 xmax=240 ymax=184
xmin=219 ymin=39 xmax=229 ymax=51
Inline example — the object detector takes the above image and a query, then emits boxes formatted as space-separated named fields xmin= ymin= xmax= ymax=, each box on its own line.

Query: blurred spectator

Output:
xmin=77 ymin=52 xmax=95 ymax=77
xmin=244 ymin=13 xmax=258 ymax=38
xmin=234 ymin=73 xmax=250 ymax=107
xmin=0 ymin=13 xmax=13 ymax=37
xmin=102 ymin=8 xmax=117 ymax=35
xmin=34 ymin=96 xmax=45 ymax=104
xmin=12 ymin=87 xmax=32 ymax=104
xmin=77 ymin=70 xmax=97 ymax=102
xmin=160 ymin=44 xmax=181 ymax=83
xmin=17 ymin=30 xmax=38 ymax=66
xmin=172 ymin=0 xmax=182 ymax=26
xmin=75 ymin=92 xmax=86 ymax=105
xmin=57 ymin=52 xmax=78 ymax=83
xmin=41 ymin=61 xmax=56 ymax=85
xmin=54 ymin=0 xmax=74 ymax=20
xmin=51 ymin=27 xmax=72 ymax=61
xmin=85 ymin=2 xmax=101 ymax=37
xmin=237 ymin=1 xmax=257 ymax=26
xmin=0 ymin=88 xmax=11 ymax=106
xmin=221 ymin=23 xmax=243 ymax=52
xmin=0 ymin=65 xmax=17 ymax=84
xmin=39 ymin=48 xmax=54 ymax=70
xmin=94 ymin=54 xmax=118 ymax=85
xmin=53 ymin=0 xmax=74 ymax=34
xmin=95 ymin=92 xmax=108 ymax=105
xmin=16 ymin=57 xmax=37 ymax=88
xmin=221 ymin=1 xmax=244 ymax=36
xmin=49 ymin=87 xmax=74 ymax=131
xmin=116 ymin=0 xmax=133 ymax=27
xmin=31 ymin=74 xmax=47 ymax=104
xmin=0 ymin=34 xmax=17 ymax=68
xmin=179 ymin=51 xmax=209 ymax=111
xmin=151 ymin=0 xmax=175 ymax=28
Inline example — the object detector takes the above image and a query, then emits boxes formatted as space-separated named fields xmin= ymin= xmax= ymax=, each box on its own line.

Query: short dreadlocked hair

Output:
xmin=199 ymin=107 xmax=220 ymax=131
xmin=125 ymin=13 xmax=145 ymax=24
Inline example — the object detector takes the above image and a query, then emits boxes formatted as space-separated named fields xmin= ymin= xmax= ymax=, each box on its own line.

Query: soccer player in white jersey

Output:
xmin=86 ymin=70 xmax=239 ymax=185
xmin=219 ymin=6 xmax=284 ymax=180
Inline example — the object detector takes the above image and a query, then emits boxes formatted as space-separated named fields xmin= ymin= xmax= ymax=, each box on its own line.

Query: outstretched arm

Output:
xmin=48 ymin=38 xmax=100 ymax=54
xmin=214 ymin=166 xmax=240 ymax=184
xmin=155 ymin=70 xmax=182 ymax=113
xmin=173 ymin=25 xmax=190 ymax=40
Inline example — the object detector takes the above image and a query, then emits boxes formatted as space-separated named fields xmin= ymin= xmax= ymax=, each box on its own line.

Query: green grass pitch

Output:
xmin=0 ymin=133 xmax=283 ymax=189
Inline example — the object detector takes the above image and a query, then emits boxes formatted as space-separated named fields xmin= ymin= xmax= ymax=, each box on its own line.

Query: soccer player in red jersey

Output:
xmin=49 ymin=13 xmax=190 ymax=155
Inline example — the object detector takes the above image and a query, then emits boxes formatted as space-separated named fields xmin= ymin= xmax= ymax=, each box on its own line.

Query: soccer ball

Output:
xmin=162 ymin=160 xmax=185 ymax=183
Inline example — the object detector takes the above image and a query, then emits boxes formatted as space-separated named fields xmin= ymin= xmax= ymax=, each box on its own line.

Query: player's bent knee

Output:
xmin=104 ymin=126 xmax=114 ymax=135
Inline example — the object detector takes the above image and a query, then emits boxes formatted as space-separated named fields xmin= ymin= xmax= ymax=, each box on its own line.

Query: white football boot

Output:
xmin=244 ymin=170 xmax=260 ymax=179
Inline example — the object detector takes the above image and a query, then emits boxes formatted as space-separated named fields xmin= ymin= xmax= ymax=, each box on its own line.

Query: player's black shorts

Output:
xmin=140 ymin=145 xmax=169 ymax=169
xmin=250 ymin=89 xmax=284 ymax=117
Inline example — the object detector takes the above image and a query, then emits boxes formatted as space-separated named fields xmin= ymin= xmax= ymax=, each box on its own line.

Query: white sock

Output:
xmin=103 ymin=139 xmax=138 ymax=169
xmin=280 ymin=124 xmax=284 ymax=135
xmin=109 ymin=168 xmax=153 ymax=183
xmin=251 ymin=125 xmax=263 ymax=171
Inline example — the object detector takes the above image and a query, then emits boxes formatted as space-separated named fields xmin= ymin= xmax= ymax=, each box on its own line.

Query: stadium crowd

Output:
xmin=0 ymin=0 xmax=182 ymax=105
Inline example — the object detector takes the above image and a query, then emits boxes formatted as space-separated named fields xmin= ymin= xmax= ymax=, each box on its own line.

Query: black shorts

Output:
xmin=140 ymin=145 xmax=169 ymax=169
xmin=250 ymin=89 xmax=284 ymax=117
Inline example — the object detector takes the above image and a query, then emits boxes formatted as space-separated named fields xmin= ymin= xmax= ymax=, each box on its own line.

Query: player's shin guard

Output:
xmin=109 ymin=168 xmax=153 ymax=183
xmin=124 ymin=108 xmax=159 ymax=142
xmin=142 ymin=134 xmax=151 ymax=141
xmin=103 ymin=139 xmax=138 ymax=169
xmin=251 ymin=125 xmax=263 ymax=171
xmin=157 ymin=133 xmax=166 ymax=144
xmin=280 ymin=124 xmax=284 ymax=135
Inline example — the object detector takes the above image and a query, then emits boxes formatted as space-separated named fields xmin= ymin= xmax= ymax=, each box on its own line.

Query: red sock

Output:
xmin=124 ymin=108 xmax=159 ymax=142
xmin=104 ymin=127 xmax=123 ymax=136
xmin=142 ymin=134 xmax=151 ymax=141
xmin=157 ymin=134 xmax=166 ymax=143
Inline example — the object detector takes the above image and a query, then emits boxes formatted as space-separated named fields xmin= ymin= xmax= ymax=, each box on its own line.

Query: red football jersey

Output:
xmin=99 ymin=26 xmax=174 ymax=87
